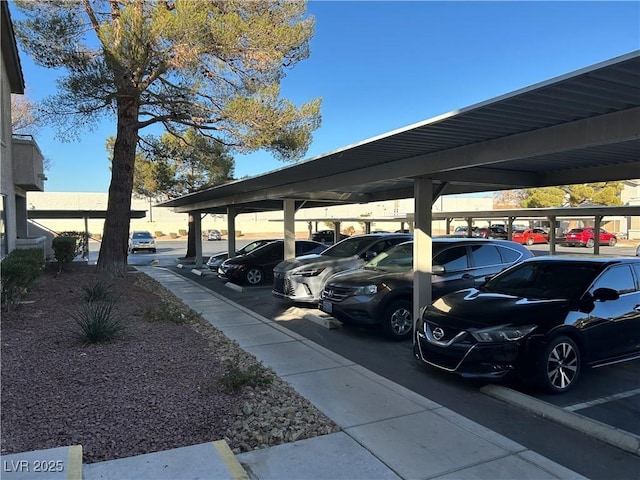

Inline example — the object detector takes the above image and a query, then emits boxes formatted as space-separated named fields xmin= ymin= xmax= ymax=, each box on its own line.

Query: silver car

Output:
xmin=128 ymin=231 xmax=156 ymax=253
xmin=272 ymin=233 xmax=412 ymax=303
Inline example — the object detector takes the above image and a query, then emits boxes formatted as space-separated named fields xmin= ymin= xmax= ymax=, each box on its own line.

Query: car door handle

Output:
xmin=461 ymin=274 xmax=474 ymax=280
xmin=634 ymin=305 xmax=640 ymax=312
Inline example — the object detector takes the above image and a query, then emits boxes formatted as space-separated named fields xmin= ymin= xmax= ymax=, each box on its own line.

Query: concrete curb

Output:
xmin=303 ymin=310 xmax=342 ymax=329
xmin=482 ymin=384 xmax=640 ymax=456
xmin=225 ymin=282 xmax=244 ymax=293
xmin=212 ymin=440 xmax=250 ymax=480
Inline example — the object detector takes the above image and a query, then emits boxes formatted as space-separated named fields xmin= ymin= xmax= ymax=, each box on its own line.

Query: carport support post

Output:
xmin=307 ymin=221 xmax=313 ymax=240
xmin=226 ymin=206 xmax=237 ymax=256
xmin=83 ymin=216 xmax=89 ymax=259
xmin=507 ymin=217 xmax=515 ymax=241
xmin=466 ymin=217 xmax=473 ymax=237
xmin=284 ymin=199 xmax=295 ymax=260
xmin=413 ymin=178 xmax=433 ymax=339
xmin=364 ymin=221 xmax=371 ymax=234
xmin=548 ymin=216 xmax=557 ymax=255
xmin=594 ymin=215 xmax=603 ymax=254
xmin=334 ymin=222 xmax=341 ymax=242
xmin=191 ymin=211 xmax=202 ymax=268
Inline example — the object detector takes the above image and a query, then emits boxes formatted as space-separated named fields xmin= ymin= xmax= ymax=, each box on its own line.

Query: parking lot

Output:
xmin=118 ymin=238 xmax=640 ymax=475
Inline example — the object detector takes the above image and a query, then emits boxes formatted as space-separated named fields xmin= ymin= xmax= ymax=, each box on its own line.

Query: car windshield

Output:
xmin=364 ymin=242 xmax=413 ymax=273
xmin=241 ymin=240 xmax=275 ymax=254
xmin=132 ymin=232 xmax=152 ymax=239
xmin=320 ymin=235 xmax=382 ymax=257
xmin=481 ymin=261 xmax=604 ymax=300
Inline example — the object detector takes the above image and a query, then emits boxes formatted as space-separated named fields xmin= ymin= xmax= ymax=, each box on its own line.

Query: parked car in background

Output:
xmin=207 ymin=229 xmax=222 ymax=241
xmin=562 ymin=228 xmax=617 ymax=247
xmin=319 ymin=239 xmax=533 ymax=340
xmin=218 ymin=240 xmax=327 ymax=285
xmin=128 ymin=231 xmax=156 ymax=253
xmin=272 ymin=233 xmax=413 ymax=303
xmin=206 ymin=238 xmax=280 ymax=271
xmin=414 ymin=256 xmax=640 ymax=393
xmin=310 ymin=230 xmax=350 ymax=244
xmin=512 ymin=228 xmax=549 ymax=245
xmin=452 ymin=226 xmax=476 ymax=237
xmin=473 ymin=226 xmax=508 ymax=239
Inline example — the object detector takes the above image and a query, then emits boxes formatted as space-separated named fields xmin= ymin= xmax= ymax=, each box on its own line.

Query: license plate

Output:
xmin=321 ymin=300 xmax=332 ymax=313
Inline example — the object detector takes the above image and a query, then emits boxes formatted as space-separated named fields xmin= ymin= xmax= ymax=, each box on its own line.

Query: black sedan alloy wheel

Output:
xmin=245 ymin=267 xmax=265 ymax=285
xmin=539 ymin=335 xmax=581 ymax=393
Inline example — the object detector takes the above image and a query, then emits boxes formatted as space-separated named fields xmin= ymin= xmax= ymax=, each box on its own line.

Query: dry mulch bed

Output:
xmin=1 ymin=263 xmax=338 ymax=463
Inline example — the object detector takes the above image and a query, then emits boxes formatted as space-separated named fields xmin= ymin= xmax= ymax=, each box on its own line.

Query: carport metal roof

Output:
xmin=159 ymin=51 xmax=640 ymax=215
xmin=28 ymin=210 xmax=147 ymax=220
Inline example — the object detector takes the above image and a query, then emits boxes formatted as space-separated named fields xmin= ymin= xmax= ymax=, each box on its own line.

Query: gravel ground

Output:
xmin=1 ymin=263 xmax=339 ymax=464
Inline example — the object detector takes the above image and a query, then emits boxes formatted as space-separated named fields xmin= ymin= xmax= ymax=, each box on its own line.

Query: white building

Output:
xmin=1 ymin=3 xmax=46 ymax=258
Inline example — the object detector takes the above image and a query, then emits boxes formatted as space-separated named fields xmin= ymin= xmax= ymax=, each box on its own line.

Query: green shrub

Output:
xmin=71 ymin=300 xmax=124 ymax=344
xmin=80 ymin=279 xmax=115 ymax=303
xmin=217 ymin=356 xmax=273 ymax=393
xmin=1 ymin=248 xmax=45 ymax=310
xmin=52 ymin=236 xmax=77 ymax=272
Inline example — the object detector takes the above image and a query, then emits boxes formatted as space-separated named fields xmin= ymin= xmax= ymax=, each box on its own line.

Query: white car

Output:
xmin=272 ymin=233 xmax=412 ymax=303
xmin=128 ymin=231 xmax=156 ymax=253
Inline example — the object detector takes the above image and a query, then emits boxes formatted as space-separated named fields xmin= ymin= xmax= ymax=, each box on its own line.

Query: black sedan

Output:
xmin=414 ymin=256 xmax=640 ymax=393
xmin=206 ymin=238 xmax=280 ymax=271
xmin=218 ymin=240 xmax=327 ymax=285
xmin=310 ymin=230 xmax=350 ymax=244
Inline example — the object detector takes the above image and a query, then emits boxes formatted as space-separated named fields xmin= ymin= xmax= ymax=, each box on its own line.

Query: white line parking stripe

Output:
xmin=564 ymin=388 xmax=640 ymax=412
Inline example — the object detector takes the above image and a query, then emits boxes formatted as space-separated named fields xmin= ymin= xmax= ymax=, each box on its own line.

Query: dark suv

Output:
xmin=318 ymin=238 xmax=533 ymax=340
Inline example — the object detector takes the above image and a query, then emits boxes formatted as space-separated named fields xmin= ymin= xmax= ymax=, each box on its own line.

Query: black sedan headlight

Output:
xmin=470 ymin=325 xmax=537 ymax=343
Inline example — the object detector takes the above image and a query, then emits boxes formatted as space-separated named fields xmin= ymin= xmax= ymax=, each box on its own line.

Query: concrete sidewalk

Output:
xmin=1 ymin=266 xmax=588 ymax=480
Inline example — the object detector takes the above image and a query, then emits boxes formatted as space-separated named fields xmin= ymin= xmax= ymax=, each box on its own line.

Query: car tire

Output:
xmin=585 ymin=238 xmax=595 ymax=248
xmin=526 ymin=237 xmax=534 ymax=246
xmin=538 ymin=335 xmax=581 ymax=393
xmin=244 ymin=267 xmax=264 ymax=285
xmin=382 ymin=299 xmax=413 ymax=341
xmin=608 ymin=238 xmax=617 ymax=247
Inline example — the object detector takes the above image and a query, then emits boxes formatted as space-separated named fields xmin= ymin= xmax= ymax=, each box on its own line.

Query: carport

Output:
xmin=28 ymin=209 xmax=147 ymax=259
xmin=158 ymin=51 xmax=640 ymax=322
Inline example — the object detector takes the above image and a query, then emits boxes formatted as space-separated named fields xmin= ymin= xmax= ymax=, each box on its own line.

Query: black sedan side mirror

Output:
xmin=592 ymin=287 xmax=620 ymax=302
xmin=432 ymin=265 xmax=445 ymax=276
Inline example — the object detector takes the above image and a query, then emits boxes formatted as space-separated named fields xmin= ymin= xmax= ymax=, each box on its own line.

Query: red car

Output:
xmin=563 ymin=228 xmax=617 ymax=248
xmin=512 ymin=228 xmax=549 ymax=246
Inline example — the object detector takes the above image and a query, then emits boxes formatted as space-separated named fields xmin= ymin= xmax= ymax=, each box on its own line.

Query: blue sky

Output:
xmin=12 ymin=1 xmax=640 ymax=193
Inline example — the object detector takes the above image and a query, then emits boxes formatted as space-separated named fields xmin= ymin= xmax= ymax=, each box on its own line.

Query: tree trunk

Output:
xmin=185 ymin=213 xmax=196 ymax=258
xmin=97 ymin=99 xmax=139 ymax=277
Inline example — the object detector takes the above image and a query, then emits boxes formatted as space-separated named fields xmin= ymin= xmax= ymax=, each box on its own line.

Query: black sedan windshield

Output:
xmin=482 ymin=261 xmax=605 ymax=300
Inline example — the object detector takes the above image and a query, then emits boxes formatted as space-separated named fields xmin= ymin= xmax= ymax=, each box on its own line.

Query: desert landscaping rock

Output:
xmin=1 ymin=263 xmax=338 ymax=463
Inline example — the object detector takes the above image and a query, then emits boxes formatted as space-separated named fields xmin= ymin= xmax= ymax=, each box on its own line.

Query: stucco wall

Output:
xmin=27 ymin=192 xmax=496 ymax=238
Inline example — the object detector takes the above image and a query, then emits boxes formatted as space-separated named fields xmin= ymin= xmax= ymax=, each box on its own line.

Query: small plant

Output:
xmin=146 ymin=301 xmax=200 ymax=324
xmin=71 ymin=300 xmax=124 ymax=344
xmin=1 ymin=248 xmax=44 ymax=310
xmin=81 ymin=279 xmax=115 ymax=303
xmin=52 ymin=236 xmax=77 ymax=273
xmin=217 ymin=356 xmax=273 ymax=394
